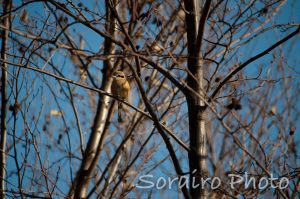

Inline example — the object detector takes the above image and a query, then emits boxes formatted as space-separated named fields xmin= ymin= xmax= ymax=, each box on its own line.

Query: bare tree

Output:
xmin=0 ymin=0 xmax=299 ymax=198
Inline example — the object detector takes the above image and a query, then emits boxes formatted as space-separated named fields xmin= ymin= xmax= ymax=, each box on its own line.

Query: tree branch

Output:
xmin=126 ymin=60 xmax=191 ymax=199
xmin=195 ymin=0 xmax=212 ymax=55
xmin=210 ymin=26 xmax=300 ymax=100
xmin=2 ymin=58 xmax=190 ymax=152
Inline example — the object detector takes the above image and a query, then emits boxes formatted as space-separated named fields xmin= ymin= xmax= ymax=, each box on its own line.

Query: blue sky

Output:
xmin=2 ymin=0 xmax=300 ymax=198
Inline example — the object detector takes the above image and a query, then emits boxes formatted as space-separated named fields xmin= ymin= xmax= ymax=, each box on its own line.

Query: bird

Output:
xmin=111 ymin=70 xmax=130 ymax=122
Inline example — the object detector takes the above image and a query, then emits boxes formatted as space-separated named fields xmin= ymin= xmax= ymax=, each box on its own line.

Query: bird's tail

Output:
xmin=118 ymin=101 xmax=123 ymax=122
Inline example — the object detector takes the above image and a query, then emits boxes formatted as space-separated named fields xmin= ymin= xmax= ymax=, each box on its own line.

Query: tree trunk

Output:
xmin=0 ymin=0 xmax=11 ymax=198
xmin=184 ymin=0 xmax=211 ymax=198
xmin=69 ymin=1 xmax=117 ymax=198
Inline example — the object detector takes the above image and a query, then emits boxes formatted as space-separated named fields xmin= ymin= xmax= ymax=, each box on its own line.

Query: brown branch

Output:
xmin=47 ymin=0 xmax=125 ymax=49
xmin=125 ymin=60 xmax=191 ymax=199
xmin=195 ymin=0 xmax=212 ymax=55
xmin=210 ymin=26 xmax=300 ymax=100
xmin=137 ymin=56 xmax=188 ymax=94
xmin=106 ymin=0 xmax=142 ymax=76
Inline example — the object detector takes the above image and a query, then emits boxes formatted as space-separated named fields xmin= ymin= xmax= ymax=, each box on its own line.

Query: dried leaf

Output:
xmin=20 ymin=10 xmax=28 ymax=23
xmin=50 ymin=109 xmax=63 ymax=116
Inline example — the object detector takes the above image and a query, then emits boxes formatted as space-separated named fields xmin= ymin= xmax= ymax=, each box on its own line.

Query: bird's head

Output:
xmin=113 ymin=70 xmax=126 ymax=79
